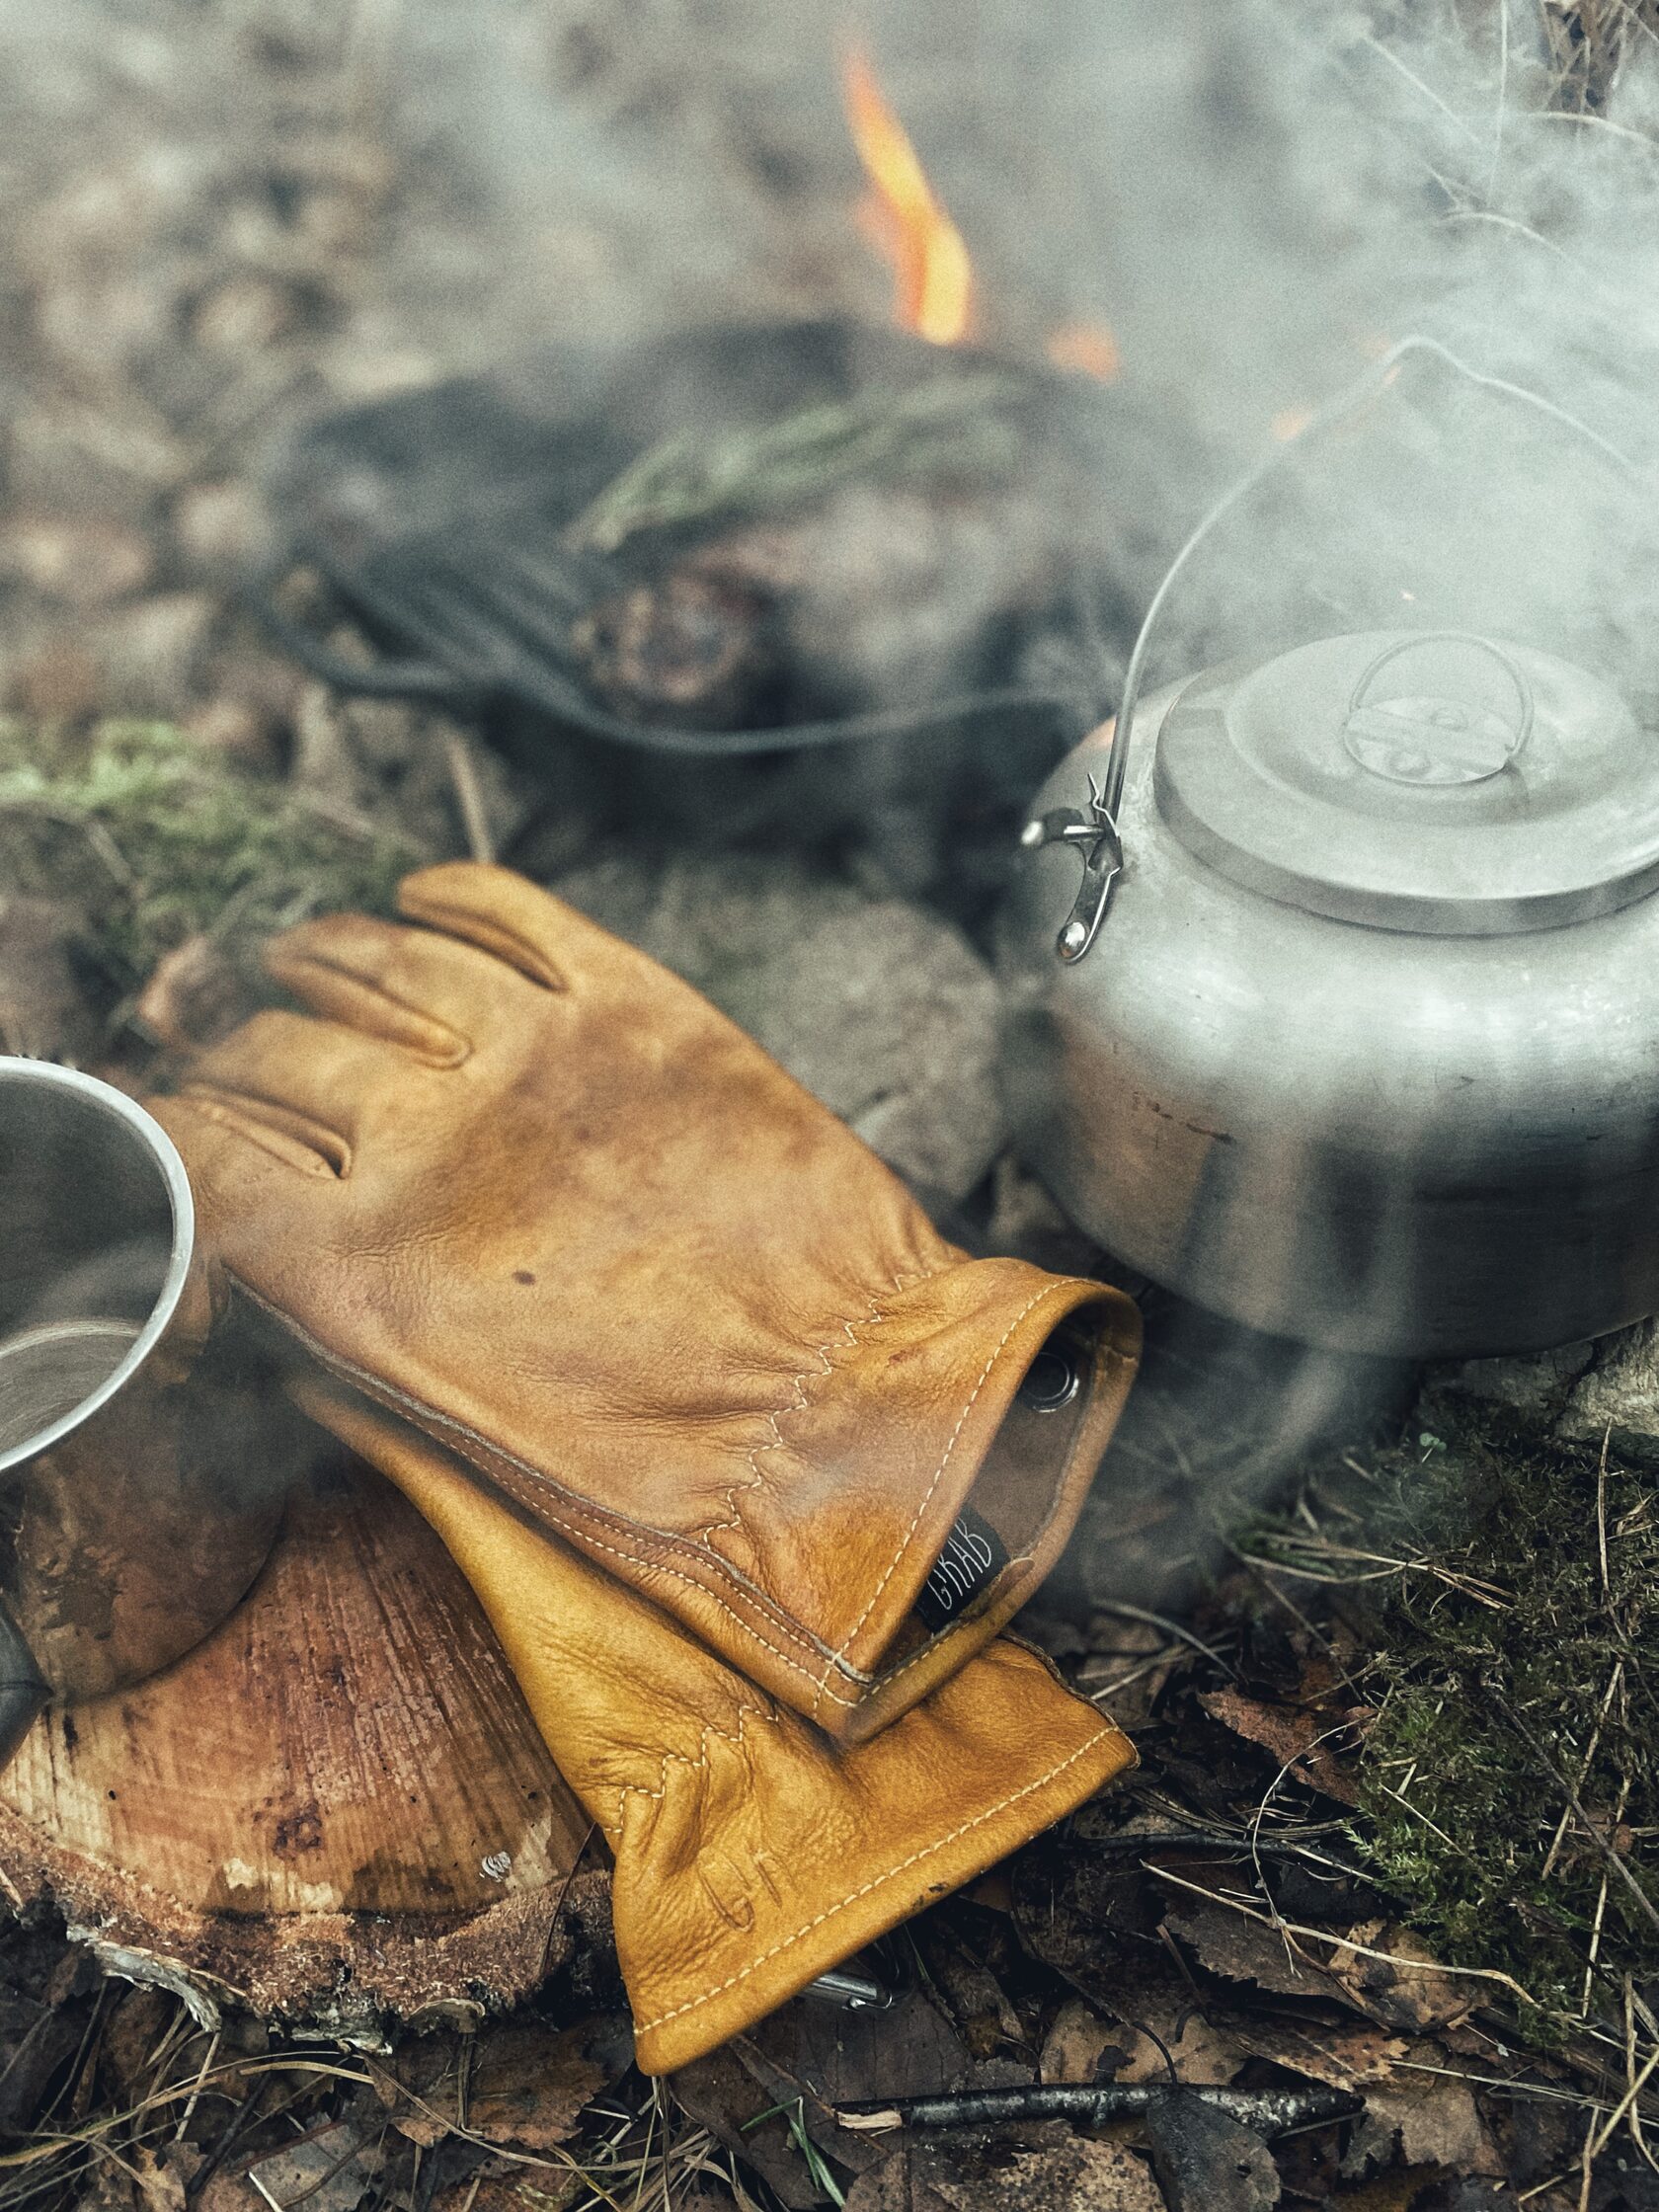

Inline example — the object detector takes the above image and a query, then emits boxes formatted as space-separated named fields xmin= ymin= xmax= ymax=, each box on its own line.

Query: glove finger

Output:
xmin=160 ymin=1083 xmax=349 ymax=1184
xmin=265 ymin=911 xmax=510 ymax=1060
xmin=176 ymin=1008 xmax=393 ymax=1172
xmin=396 ymin=862 xmax=629 ymax=994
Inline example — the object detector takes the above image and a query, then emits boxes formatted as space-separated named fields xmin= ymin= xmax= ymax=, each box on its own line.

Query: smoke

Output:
xmin=312 ymin=0 xmax=1659 ymax=717
xmin=3 ymin=0 xmax=1657 ymax=1561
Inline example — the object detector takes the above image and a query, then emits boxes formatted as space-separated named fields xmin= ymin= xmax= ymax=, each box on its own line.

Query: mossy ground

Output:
xmin=1245 ymin=1403 xmax=1659 ymax=2042
xmin=0 ymin=717 xmax=412 ymax=1008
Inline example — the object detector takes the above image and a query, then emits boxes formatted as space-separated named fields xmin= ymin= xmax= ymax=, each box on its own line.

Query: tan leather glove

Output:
xmin=156 ymin=863 xmax=1140 ymax=1743
xmin=293 ymin=1374 xmax=1135 ymax=2074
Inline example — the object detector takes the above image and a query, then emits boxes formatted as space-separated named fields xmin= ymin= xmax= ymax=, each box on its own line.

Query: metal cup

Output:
xmin=0 ymin=1060 xmax=285 ymax=1753
xmin=0 ymin=1061 xmax=197 ymax=1472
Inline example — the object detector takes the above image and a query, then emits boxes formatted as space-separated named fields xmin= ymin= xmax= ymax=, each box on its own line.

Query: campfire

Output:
xmin=1 ymin=6 xmax=1659 ymax=2209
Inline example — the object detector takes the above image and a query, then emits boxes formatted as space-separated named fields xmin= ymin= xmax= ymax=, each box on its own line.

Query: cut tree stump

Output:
xmin=0 ymin=1457 xmax=596 ymax=2032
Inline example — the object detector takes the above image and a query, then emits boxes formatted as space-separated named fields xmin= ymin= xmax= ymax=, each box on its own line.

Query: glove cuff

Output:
xmin=678 ymin=1261 xmax=1141 ymax=1744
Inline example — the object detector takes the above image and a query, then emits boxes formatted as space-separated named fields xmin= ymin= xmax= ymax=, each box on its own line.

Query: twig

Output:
xmin=1542 ymin=1660 xmax=1623 ymax=1880
xmin=1089 ymin=1600 xmax=1237 ymax=1680
xmin=1147 ymin=1861 xmax=1540 ymax=2007
xmin=1496 ymin=1695 xmax=1659 ymax=1939
xmin=442 ymin=730 xmax=494 ymax=865
xmin=834 ymin=2082 xmax=1360 ymax=2136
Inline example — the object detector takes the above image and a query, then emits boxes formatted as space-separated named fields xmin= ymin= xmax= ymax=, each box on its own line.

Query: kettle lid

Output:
xmin=1154 ymin=629 xmax=1659 ymax=933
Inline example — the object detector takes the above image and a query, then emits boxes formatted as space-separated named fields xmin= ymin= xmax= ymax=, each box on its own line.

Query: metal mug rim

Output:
xmin=0 ymin=1060 xmax=196 ymax=1477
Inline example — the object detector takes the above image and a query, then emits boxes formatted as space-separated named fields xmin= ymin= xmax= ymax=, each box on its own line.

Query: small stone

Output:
xmin=172 ymin=480 xmax=265 ymax=573
xmin=135 ymin=936 xmax=259 ymax=1054
xmin=0 ymin=514 xmax=153 ymax=606
xmin=183 ymin=698 xmax=283 ymax=773
xmin=1433 ymin=1341 xmax=1596 ymax=1427
xmin=191 ymin=274 xmax=301 ymax=354
xmin=9 ymin=400 xmax=186 ymax=522
xmin=76 ymin=593 xmax=216 ymax=717
xmin=0 ymin=899 xmax=103 ymax=1063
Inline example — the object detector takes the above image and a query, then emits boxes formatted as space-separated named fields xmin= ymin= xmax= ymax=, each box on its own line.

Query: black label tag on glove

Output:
xmin=913 ymin=1505 xmax=1010 ymax=1633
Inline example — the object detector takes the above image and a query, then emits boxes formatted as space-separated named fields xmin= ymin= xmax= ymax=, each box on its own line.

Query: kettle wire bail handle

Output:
xmin=1027 ymin=335 xmax=1639 ymax=965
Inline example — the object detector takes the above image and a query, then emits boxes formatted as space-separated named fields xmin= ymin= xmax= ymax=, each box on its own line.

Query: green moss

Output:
xmin=0 ymin=718 xmax=413 ymax=994
xmin=1245 ymin=1411 xmax=1659 ymax=2038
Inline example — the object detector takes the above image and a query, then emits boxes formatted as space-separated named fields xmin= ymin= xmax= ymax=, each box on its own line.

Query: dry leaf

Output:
xmin=1228 ymin=2016 xmax=1409 ymax=2091
xmin=843 ymin=2133 xmax=1165 ymax=2212
xmin=1359 ymin=2076 xmax=1502 ymax=2177
xmin=245 ymin=2125 xmax=383 ymax=2212
xmin=1039 ymin=1998 xmax=1115 ymax=2085
xmin=128 ymin=2151 xmax=186 ymax=2212
xmin=1323 ymin=1924 xmax=1476 ymax=2035
xmin=1144 ymin=2092 xmax=1282 ymax=2212
xmin=1113 ymin=2005 xmax=1244 ymax=2088
xmin=1330 ymin=2170 xmax=1444 ymax=2211
xmin=1162 ymin=1893 xmax=1350 ymax=2006
xmin=1199 ymin=1688 xmax=1361 ymax=1804
xmin=430 ymin=2170 xmax=582 ymax=2212
xmin=467 ymin=2016 xmax=631 ymax=2152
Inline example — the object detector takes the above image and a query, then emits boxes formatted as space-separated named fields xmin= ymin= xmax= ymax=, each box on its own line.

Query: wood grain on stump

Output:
xmin=0 ymin=1460 xmax=594 ymax=2030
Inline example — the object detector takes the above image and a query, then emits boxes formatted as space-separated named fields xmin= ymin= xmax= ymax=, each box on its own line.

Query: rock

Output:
xmin=0 ymin=898 xmax=103 ymax=1063
xmin=1557 ymin=1318 xmax=1659 ymax=1467
xmin=134 ymin=935 xmax=261 ymax=1053
xmin=8 ymin=399 xmax=187 ymax=522
xmin=191 ymin=274 xmax=303 ymax=355
xmin=1433 ymin=1341 xmax=1595 ymax=1425
xmin=1432 ymin=1317 xmax=1659 ymax=1469
xmin=183 ymin=698 xmax=285 ymax=773
xmin=78 ymin=594 xmax=218 ymax=717
xmin=982 ymin=1152 xmax=1108 ymax=1275
xmin=171 ymin=480 xmax=267 ymax=574
xmin=550 ymin=849 xmax=1006 ymax=1205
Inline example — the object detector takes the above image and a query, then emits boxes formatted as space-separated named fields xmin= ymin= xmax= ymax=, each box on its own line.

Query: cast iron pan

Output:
xmin=249 ymin=318 xmax=1124 ymax=762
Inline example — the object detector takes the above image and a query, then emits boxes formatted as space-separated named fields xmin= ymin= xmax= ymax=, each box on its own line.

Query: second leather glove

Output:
xmin=292 ymin=1374 xmax=1136 ymax=2075
xmin=157 ymin=864 xmax=1141 ymax=1742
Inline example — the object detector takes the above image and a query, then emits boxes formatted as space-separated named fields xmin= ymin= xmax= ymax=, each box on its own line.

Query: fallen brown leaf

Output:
xmin=1199 ymin=1687 xmax=1362 ymax=1804
xmin=1227 ymin=2016 xmax=1409 ymax=2091
xmin=1039 ymin=1997 xmax=1115 ymax=2085
xmin=466 ymin=2016 xmax=631 ymax=2152
xmin=842 ymin=2131 xmax=1165 ymax=2212
xmin=1323 ymin=1924 xmax=1477 ymax=2035
xmin=1162 ymin=1893 xmax=1351 ymax=2006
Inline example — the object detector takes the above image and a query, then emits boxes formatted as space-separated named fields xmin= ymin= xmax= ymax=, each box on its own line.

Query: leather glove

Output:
xmin=156 ymin=863 xmax=1141 ymax=1743
xmin=292 ymin=1373 xmax=1136 ymax=2075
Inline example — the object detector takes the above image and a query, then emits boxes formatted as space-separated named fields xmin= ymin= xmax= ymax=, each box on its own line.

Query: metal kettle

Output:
xmin=998 ymin=622 xmax=1659 ymax=1360
xmin=996 ymin=338 xmax=1659 ymax=1362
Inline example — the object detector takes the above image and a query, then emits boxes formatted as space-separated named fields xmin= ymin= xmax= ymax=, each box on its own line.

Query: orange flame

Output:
xmin=841 ymin=42 xmax=974 ymax=346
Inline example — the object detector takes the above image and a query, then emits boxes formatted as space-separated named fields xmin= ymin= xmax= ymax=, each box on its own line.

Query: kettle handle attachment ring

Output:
xmin=1026 ymin=335 xmax=1636 ymax=965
